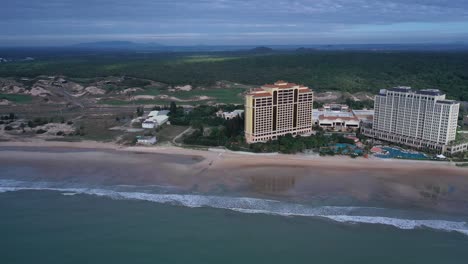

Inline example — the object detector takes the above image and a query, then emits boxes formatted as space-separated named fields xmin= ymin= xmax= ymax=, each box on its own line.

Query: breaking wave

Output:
xmin=1 ymin=179 xmax=468 ymax=236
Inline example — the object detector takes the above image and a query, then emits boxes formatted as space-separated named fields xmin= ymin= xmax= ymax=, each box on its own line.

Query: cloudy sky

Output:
xmin=1 ymin=0 xmax=468 ymax=46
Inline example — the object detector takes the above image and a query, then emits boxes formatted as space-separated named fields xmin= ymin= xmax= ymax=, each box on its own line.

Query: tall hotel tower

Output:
xmin=362 ymin=87 xmax=467 ymax=154
xmin=244 ymin=81 xmax=314 ymax=143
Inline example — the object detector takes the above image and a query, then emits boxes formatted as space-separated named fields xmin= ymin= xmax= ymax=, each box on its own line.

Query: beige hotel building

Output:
xmin=362 ymin=86 xmax=467 ymax=154
xmin=244 ymin=81 xmax=314 ymax=143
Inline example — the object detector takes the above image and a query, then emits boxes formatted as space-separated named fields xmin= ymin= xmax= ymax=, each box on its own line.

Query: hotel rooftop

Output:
xmin=247 ymin=81 xmax=312 ymax=97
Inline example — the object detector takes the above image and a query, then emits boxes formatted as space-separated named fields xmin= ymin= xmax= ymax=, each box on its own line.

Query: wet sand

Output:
xmin=1 ymin=141 xmax=468 ymax=214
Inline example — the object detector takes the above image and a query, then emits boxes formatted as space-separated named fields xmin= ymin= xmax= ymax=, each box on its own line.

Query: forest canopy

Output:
xmin=1 ymin=51 xmax=468 ymax=101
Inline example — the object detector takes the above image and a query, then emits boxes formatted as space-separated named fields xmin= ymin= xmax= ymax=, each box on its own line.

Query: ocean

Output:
xmin=1 ymin=179 xmax=468 ymax=263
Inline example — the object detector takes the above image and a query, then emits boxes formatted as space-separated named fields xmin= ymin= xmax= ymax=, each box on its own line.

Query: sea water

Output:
xmin=1 ymin=178 xmax=468 ymax=263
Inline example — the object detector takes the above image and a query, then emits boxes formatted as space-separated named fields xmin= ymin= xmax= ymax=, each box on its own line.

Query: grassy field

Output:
xmin=169 ymin=88 xmax=246 ymax=103
xmin=99 ymin=86 xmax=247 ymax=106
xmin=0 ymin=94 xmax=34 ymax=103
xmin=98 ymin=99 xmax=202 ymax=106
xmin=156 ymin=125 xmax=189 ymax=143
xmin=74 ymin=114 xmax=125 ymax=142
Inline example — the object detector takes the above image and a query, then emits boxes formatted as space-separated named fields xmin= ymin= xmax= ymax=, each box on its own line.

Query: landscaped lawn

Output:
xmin=0 ymin=94 xmax=34 ymax=103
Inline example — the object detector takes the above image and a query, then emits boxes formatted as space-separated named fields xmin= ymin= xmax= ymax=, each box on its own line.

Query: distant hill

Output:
xmin=72 ymin=41 xmax=165 ymax=50
xmin=249 ymin=46 xmax=274 ymax=53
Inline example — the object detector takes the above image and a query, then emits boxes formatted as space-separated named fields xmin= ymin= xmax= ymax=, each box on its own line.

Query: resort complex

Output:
xmin=244 ymin=81 xmax=314 ymax=143
xmin=362 ymin=87 xmax=467 ymax=154
xmin=312 ymin=103 xmax=373 ymax=131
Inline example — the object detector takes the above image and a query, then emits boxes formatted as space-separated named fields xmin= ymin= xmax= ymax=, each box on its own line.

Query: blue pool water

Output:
xmin=375 ymin=147 xmax=428 ymax=160
xmin=334 ymin=143 xmax=363 ymax=155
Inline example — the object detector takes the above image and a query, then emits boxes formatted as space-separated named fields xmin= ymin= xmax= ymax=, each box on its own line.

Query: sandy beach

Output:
xmin=1 ymin=140 xmax=468 ymax=214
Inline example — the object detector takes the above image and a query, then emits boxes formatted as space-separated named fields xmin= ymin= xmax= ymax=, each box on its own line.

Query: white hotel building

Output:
xmin=362 ymin=87 xmax=467 ymax=154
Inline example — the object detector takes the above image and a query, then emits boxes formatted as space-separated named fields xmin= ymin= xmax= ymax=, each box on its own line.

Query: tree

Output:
xmin=136 ymin=107 xmax=144 ymax=117
xmin=170 ymin=101 xmax=177 ymax=115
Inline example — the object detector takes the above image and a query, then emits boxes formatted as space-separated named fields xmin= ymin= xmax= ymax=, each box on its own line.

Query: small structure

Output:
xmin=142 ymin=110 xmax=169 ymax=129
xmin=444 ymin=142 xmax=468 ymax=155
xmin=136 ymin=136 xmax=157 ymax=145
xmin=216 ymin=109 xmax=244 ymax=120
xmin=345 ymin=135 xmax=360 ymax=143
xmin=142 ymin=120 xmax=156 ymax=129
xmin=370 ymin=146 xmax=384 ymax=154
xmin=352 ymin=109 xmax=374 ymax=124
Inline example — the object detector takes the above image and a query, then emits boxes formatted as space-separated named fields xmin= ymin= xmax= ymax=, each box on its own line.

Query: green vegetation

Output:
xmin=169 ymin=104 xmax=227 ymax=127
xmin=99 ymin=86 xmax=248 ymax=106
xmin=344 ymin=98 xmax=374 ymax=109
xmin=167 ymin=102 xmax=360 ymax=154
xmin=243 ymin=133 xmax=357 ymax=154
xmin=169 ymin=88 xmax=247 ymax=104
xmin=156 ymin=125 xmax=190 ymax=143
xmin=0 ymin=94 xmax=34 ymax=103
xmin=2 ymin=51 xmax=468 ymax=100
xmin=179 ymin=55 xmax=242 ymax=63
xmin=98 ymin=99 xmax=203 ymax=106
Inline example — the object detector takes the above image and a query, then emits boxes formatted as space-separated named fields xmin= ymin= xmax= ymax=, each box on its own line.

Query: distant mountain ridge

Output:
xmin=72 ymin=41 xmax=165 ymax=49
xmin=51 ymin=41 xmax=468 ymax=52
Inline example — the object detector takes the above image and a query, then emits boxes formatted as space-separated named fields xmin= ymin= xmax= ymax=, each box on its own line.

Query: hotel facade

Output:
xmin=244 ymin=81 xmax=313 ymax=143
xmin=362 ymin=87 xmax=467 ymax=154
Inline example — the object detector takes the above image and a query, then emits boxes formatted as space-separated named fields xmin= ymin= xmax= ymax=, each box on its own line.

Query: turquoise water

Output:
xmin=375 ymin=147 xmax=428 ymax=160
xmin=334 ymin=143 xmax=363 ymax=155
xmin=1 ymin=189 xmax=468 ymax=263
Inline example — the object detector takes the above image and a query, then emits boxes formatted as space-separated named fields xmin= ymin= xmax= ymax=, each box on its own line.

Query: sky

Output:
xmin=1 ymin=0 xmax=468 ymax=46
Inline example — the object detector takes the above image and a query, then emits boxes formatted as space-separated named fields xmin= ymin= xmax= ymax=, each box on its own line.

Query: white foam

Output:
xmin=61 ymin=192 xmax=77 ymax=196
xmin=323 ymin=215 xmax=468 ymax=235
xmin=1 ymin=180 xmax=468 ymax=236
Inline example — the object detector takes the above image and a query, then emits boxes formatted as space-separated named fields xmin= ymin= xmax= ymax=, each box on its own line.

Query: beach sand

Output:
xmin=1 ymin=141 xmax=468 ymax=214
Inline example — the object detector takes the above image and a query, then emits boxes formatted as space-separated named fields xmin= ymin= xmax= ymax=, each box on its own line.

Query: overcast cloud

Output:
xmin=1 ymin=0 xmax=467 ymax=46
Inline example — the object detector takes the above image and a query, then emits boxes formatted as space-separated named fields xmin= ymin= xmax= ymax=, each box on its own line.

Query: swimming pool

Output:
xmin=375 ymin=147 xmax=428 ymax=160
xmin=333 ymin=143 xmax=363 ymax=155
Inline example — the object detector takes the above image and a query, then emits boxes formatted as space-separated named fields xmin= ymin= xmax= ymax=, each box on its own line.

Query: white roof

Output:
xmin=148 ymin=111 xmax=159 ymax=117
xmin=352 ymin=110 xmax=375 ymax=116
xmin=154 ymin=115 xmax=169 ymax=124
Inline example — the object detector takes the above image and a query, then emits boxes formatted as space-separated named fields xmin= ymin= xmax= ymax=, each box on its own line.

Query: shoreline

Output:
xmin=0 ymin=140 xmax=461 ymax=170
xmin=2 ymin=140 xmax=468 ymax=215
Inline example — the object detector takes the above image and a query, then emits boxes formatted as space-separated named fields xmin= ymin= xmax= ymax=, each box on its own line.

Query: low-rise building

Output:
xmin=315 ymin=112 xmax=360 ymax=130
xmin=142 ymin=120 xmax=157 ymax=129
xmin=352 ymin=109 xmax=375 ymax=124
xmin=136 ymin=136 xmax=157 ymax=145
xmin=142 ymin=110 xmax=169 ymax=129
xmin=445 ymin=142 xmax=468 ymax=155
xmin=312 ymin=104 xmax=370 ymax=131
xmin=216 ymin=109 xmax=244 ymax=120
